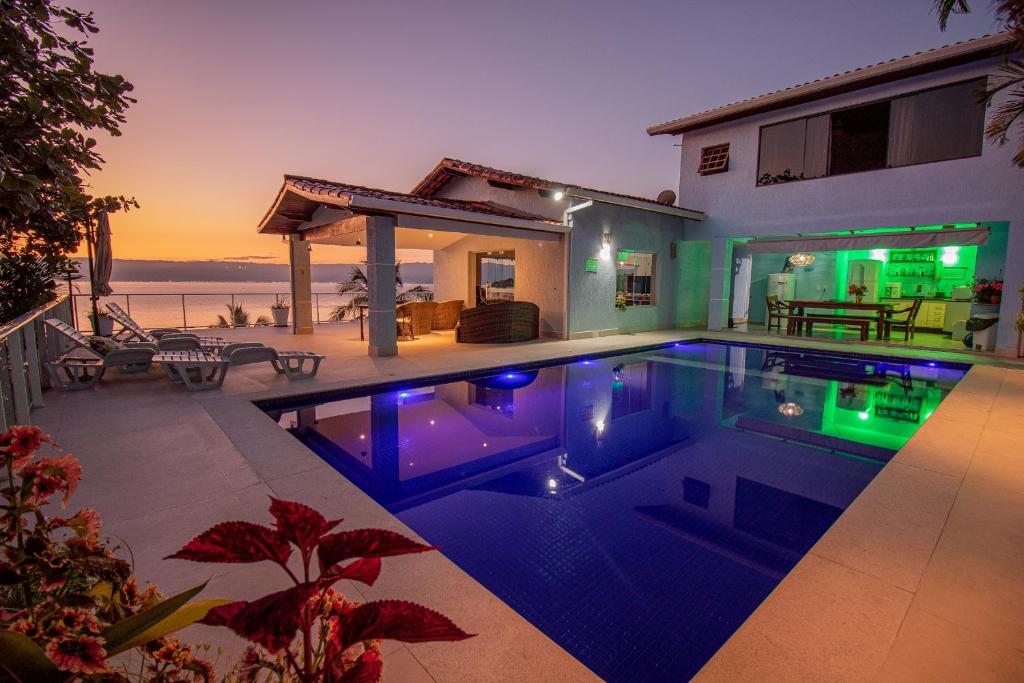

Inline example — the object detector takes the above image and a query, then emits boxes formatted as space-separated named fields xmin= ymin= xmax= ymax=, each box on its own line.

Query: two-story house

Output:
xmin=649 ymin=32 xmax=1022 ymax=356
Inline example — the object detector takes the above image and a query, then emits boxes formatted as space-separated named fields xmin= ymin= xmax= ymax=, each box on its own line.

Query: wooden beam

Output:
xmin=301 ymin=214 xmax=369 ymax=241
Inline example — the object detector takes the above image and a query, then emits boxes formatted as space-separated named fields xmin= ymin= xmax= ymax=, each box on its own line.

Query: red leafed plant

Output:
xmin=167 ymin=498 xmax=474 ymax=682
xmin=1 ymin=426 xmax=219 ymax=682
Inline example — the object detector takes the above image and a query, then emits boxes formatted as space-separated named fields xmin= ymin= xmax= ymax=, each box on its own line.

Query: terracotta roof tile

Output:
xmin=258 ymin=174 xmax=561 ymax=234
xmin=410 ymin=157 xmax=683 ymax=209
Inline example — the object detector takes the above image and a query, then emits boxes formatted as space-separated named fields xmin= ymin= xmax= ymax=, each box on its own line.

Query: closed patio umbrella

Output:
xmin=92 ymin=211 xmax=114 ymax=296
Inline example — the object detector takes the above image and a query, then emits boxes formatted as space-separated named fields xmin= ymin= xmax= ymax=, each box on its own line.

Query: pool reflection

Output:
xmin=272 ymin=343 xmax=965 ymax=682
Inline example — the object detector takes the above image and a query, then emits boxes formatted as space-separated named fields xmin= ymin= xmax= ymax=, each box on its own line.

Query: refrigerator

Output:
xmin=846 ymin=259 xmax=882 ymax=303
xmin=767 ymin=273 xmax=796 ymax=301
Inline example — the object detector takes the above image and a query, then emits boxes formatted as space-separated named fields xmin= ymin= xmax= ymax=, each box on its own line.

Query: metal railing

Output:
xmin=0 ymin=296 xmax=73 ymax=430
xmin=69 ymin=289 xmax=435 ymax=333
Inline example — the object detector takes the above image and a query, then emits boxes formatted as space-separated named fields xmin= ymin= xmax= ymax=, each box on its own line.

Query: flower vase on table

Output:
xmin=848 ymin=283 xmax=868 ymax=305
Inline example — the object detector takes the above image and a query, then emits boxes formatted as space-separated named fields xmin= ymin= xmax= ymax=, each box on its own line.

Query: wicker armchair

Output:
xmin=456 ymin=301 xmax=539 ymax=343
xmin=431 ymin=300 xmax=464 ymax=330
xmin=396 ymin=301 xmax=437 ymax=339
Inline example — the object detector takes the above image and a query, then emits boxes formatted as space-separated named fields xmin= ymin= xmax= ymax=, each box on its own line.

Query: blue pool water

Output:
xmin=263 ymin=342 xmax=966 ymax=681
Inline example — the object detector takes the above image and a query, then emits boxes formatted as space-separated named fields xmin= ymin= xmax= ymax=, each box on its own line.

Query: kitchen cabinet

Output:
xmin=943 ymin=301 xmax=972 ymax=333
xmin=884 ymin=298 xmax=958 ymax=331
xmin=921 ymin=302 xmax=945 ymax=329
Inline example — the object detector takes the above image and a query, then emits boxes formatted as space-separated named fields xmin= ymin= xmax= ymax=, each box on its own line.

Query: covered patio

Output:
xmin=258 ymin=175 xmax=570 ymax=356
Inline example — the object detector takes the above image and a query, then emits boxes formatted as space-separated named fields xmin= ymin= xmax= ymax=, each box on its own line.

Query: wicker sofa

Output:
xmin=431 ymin=300 xmax=464 ymax=330
xmin=456 ymin=301 xmax=539 ymax=343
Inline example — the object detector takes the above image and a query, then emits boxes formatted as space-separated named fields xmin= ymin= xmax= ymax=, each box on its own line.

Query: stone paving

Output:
xmin=34 ymin=325 xmax=1024 ymax=681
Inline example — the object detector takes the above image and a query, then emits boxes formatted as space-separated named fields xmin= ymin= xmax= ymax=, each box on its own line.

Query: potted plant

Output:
xmin=615 ymin=292 xmax=627 ymax=311
xmin=973 ymin=277 xmax=1003 ymax=305
xmin=90 ymin=308 xmax=114 ymax=336
xmin=847 ymin=283 xmax=868 ymax=304
xmin=271 ymin=296 xmax=290 ymax=327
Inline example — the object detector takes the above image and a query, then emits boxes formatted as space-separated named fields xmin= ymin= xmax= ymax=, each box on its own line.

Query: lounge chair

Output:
xmin=156 ymin=336 xmax=202 ymax=352
xmin=222 ymin=344 xmax=324 ymax=380
xmin=44 ymin=319 xmax=157 ymax=390
xmin=105 ymin=303 xmax=225 ymax=351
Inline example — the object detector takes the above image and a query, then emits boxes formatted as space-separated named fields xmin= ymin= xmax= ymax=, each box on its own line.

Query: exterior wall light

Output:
xmin=553 ymin=191 xmax=564 ymax=200
xmin=600 ymin=232 xmax=612 ymax=260
xmin=787 ymin=252 xmax=815 ymax=267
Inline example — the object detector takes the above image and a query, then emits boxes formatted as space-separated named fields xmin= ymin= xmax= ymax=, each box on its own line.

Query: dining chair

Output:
xmin=766 ymin=295 xmax=788 ymax=331
xmin=885 ymin=299 xmax=922 ymax=341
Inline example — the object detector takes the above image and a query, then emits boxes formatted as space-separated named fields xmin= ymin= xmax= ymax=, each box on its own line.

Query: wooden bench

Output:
xmin=787 ymin=314 xmax=871 ymax=341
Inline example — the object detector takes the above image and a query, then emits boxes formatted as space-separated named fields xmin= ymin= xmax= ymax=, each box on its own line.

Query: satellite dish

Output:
xmin=656 ymin=189 xmax=676 ymax=206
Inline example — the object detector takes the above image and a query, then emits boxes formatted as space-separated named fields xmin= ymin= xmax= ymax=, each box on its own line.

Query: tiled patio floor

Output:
xmin=34 ymin=324 xmax=1024 ymax=681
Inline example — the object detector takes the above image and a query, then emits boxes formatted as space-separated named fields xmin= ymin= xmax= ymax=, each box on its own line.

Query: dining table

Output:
xmin=785 ymin=299 xmax=895 ymax=340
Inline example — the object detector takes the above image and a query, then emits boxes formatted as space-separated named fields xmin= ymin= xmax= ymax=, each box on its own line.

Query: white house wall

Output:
xmin=673 ymin=57 xmax=1024 ymax=355
xmin=434 ymin=175 xmax=566 ymax=221
xmin=432 ymin=233 xmax=566 ymax=337
xmin=567 ymin=203 xmax=693 ymax=337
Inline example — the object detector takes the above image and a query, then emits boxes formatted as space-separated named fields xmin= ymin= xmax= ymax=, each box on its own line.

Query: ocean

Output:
xmin=67 ymin=281 xmax=432 ymax=333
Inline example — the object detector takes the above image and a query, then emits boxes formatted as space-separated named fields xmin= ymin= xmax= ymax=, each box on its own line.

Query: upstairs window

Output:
xmin=615 ymin=251 xmax=656 ymax=307
xmin=756 ymin=78 xmax=986 ymax=186
xmin=698 ymin=143 xmax=730 ymax=175
xmin=757 ymin=115 xmax=828 ymax=184
xmin=829 ymin=101 xmax=890 ymax=175
xmin=888 ymin=79 xmax=986 ymax=166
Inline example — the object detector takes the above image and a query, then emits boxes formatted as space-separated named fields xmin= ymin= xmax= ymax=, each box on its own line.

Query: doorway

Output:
xmin=473 ymin=250 xmax=515 ymax=305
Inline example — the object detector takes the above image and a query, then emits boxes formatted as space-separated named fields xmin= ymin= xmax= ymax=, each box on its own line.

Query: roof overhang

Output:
xmin=257 ymin=177 xmax=567 ymax=238
xmin=410 ymin=157 xmax=705 ymax=217
xmin=743 ymin=227 xmax=990 ymax=253
xmin=647 ymin=32 xmax=1014 ymax=136
xmin=564 ymin=187 xmax=705 ymax=221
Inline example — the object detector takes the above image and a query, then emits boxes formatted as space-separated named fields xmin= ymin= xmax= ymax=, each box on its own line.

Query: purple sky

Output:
xmin=68 ymin=0 xmax=999 ymax=263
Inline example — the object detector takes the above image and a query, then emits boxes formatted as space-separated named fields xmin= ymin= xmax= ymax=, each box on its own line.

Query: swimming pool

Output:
xmin=262 ymin=341 xmax=967 ymax=681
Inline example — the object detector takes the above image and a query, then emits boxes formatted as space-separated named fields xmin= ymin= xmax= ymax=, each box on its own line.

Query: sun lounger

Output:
xmin=105 ymin=303 xmax=225 ymax=351
xmin=44 ymin=319 xmax=158 ymax=390
xmin=222 ymin=345 xmax=324 ymax=380
xmin=154 ymin=351 xmax=230 ymax=391
xmin=156 ymin=336 xmax=202 ymax=352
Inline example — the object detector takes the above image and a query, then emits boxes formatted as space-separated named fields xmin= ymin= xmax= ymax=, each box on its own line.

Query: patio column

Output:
xmin=366 ymin=215 xmax=398 ymax=357
xmin=289 ymin=235 xmax=314 ymax=334
xmin=707 ymin=237 xmax=733 ymax=330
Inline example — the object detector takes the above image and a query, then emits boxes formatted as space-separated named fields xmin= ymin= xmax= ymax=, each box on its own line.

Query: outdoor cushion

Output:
xmin=89 ymin=337 xmax=126 ymax=356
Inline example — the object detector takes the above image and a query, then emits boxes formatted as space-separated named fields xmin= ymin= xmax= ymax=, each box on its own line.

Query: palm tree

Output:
xmin=329 ymin=263 xmax=408 ymax=321
xmin=214 ymin=303 xmax=270 ymax=328
xmin=934 ymin=0 xmax=1024 ymax=166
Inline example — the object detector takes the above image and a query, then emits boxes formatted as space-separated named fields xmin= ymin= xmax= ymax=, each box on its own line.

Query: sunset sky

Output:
xmin=68 ymin=0 xmax=996 ymax=265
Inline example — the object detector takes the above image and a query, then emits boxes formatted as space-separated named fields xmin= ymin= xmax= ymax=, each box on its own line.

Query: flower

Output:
xmin=0 ymin=425 xmax=51 ymax=468
xmin=64 ymin=508 xmax=101 ymax=547
xmin=44 ymin=635 xmax=109 ymax=674
xmin=19 ymin=454 xmax=82 ymax=507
